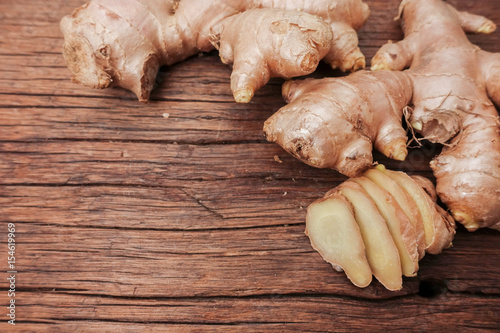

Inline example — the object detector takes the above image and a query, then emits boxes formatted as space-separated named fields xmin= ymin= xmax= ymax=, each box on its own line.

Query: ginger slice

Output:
xmin=306 ymin=194 xmax=372 ymax=288
xmin=410 ymin=175 xmax=437 ymax=202
xmin=335 ymin=181 xmax=402 ymax=291
xmin=353 ymin=177 xmax=419 ymax=277
xmin=377 ymin=167 xmax=456 ymax=254
xmin=364 ymin=167 xmax=426 ymax=259
xmin=427 ymin=204 xmax=456 ymax=254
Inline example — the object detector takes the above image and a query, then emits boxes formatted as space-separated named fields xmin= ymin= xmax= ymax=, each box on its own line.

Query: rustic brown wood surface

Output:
xmin=1 ymin=0 xmax=500 ymax=331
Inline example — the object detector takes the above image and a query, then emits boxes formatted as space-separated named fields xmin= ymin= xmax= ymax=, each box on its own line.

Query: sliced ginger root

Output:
xmin=352 ymin=176 xmax=419 ymax=277
xmin=364 ymin=167 xmax=426 ymax=259
xmin=333 ymin=181 xmax=402 ymax=291
xmin=306 ymin=166 xmax=455 ymax=290
xmin=376 ymin=165 xmax=455 ymax=254
xmin=306 ymin=194 xmax=372 ymax=288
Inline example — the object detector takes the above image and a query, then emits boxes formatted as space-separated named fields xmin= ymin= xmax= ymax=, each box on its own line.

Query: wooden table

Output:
xmin=1 ymin=0 xmax=499 ymax=331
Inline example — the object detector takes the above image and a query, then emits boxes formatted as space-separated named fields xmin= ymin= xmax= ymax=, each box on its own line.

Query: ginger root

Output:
xmin=60 ymin=0 xmax=370 ymax=102
xmin=371 ymin=0 xmax=500 ymax=231
xmin=267 ymin=0 xmax=500 ymax=231
xmin=306 ymin=166 xmax=455 ymax=290
xmin=264 ymin=70 xmax=413 ymax=178
xmin=211 ymin=8 xmax=333 ymax=103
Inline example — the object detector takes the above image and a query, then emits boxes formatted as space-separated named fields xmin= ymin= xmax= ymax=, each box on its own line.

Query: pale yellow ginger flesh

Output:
xmin=376 ymin=165 xmax=456 ymax=254
xmin=353 ymin=176 xmax=419 ymax=277
xmin=410 ymin=175 xmax=438 ymax=202
xmin=306 ymin=194 xmax=372 ymax=288
xmin=60 ymin=0 xmax=370 ymax=102
xmin=333 ymin=182 xmax=402 ymax=291
xmin=370 ymin=0 xmax=500 ymax=231
xmin=306 ymin=166 xmax=455 ymax=290
xmin=364 ymin=168 xmax=426 ymax=260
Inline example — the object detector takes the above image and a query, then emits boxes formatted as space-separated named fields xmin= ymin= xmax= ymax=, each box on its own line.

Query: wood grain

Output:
xmin=0 ymin=0 xmax=499 ymax=331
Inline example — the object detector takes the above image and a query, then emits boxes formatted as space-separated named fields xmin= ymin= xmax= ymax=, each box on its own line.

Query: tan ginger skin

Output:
xmin=60 ymin=0 xmax=369 ymax=103
xmin=264 ymin=70 xmax=413 ymax=178
xmin=266 ymin=0 xmax=500 ymax=231
xmin=371 ymin=0 xmax=500 ymax=231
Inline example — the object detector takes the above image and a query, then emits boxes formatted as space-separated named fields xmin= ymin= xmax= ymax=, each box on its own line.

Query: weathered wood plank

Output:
xmin=0 ymin=183 xmax=322 ymax=229
xmin=1 ymin=0 xmax=500 ymax=331
xmin=0 ymin=141 xmax=438 ymax=188
xmin=0 ymin=141 xmax=342 ymax=184
xmin=0 ymin=292 xmax=499 ymax=332
xmin=3 ymin=222 xmax=402 ymax=299
xmin=2 ymin=220 xmax=498 ymax=298
xmin=0 ymin=53 xmax=244 ymax=103
xmin=0 ymin=102 xmax=271 ymax=143
xmin=0 ymin=53 xmax=285 ymax=143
